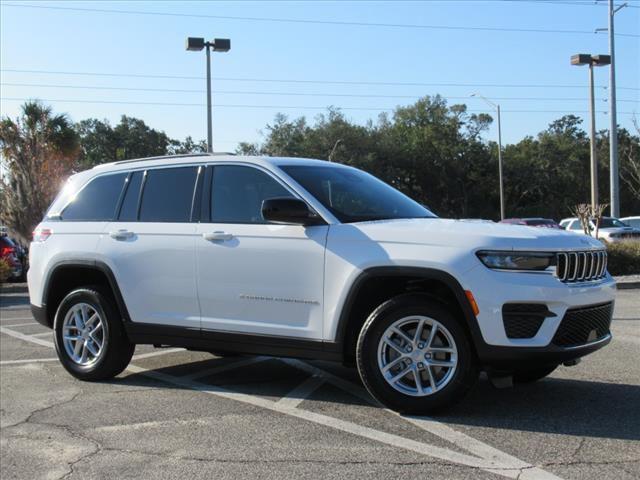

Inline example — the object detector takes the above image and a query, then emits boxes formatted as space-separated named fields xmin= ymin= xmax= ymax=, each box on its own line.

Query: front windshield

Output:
xmin=281 ymin=165 xmax=435 ymax=223
xmin=599 ymin=218 xmax=628 ymax=228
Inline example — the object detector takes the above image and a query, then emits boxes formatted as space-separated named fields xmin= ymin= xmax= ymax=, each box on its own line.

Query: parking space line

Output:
xmin=31 ymin=332 xmax=53 ymax=338
xmin=0 ymin=326 xmax=54 ymax=348
xmin=1 ymin=324 xmax=561 ymax=479
xmin=1 ymin=322 xmax=39 ymax=328
xmin=275 ymin=375 xmax=325 ymax=409
xmin=132 ymin=348 xmax=185 ymax=360
xmin=182 ymin=356 xmax=271 ymax=381
xmin=0 ymin=317 xmax=35 ymax=322
xmin=126 ymin=363 xmax=559 ymax=479
xmin=0 ymin=358 xmax=59 ymax=365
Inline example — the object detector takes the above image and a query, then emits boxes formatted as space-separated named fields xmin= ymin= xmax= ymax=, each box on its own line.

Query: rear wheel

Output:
xmin=54 ymin=287 xmax=134 ymax=381
xmin=356 ymin=294 xmax=478 ymax=414
xmin=513 ymin=365 xmax=558 ymax=384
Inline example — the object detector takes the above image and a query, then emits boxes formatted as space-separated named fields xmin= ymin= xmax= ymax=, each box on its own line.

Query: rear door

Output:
xmin=195 ymin=164 xmax=328 ymax=339
xmin=100 ymin=165 xmax=201 ymax=328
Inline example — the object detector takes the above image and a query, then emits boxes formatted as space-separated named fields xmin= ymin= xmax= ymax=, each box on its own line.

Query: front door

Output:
xmin=195 ymin=164 xmax=328 ymax=339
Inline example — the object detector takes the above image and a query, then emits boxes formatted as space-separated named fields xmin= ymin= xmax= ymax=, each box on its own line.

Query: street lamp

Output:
xmin=186 ymin=37 xmax=231 ymax=153
xmin=471 ymin=93 xmax=505 ymax=220
xmin=571 ymin=53 xmax=611 ymax=210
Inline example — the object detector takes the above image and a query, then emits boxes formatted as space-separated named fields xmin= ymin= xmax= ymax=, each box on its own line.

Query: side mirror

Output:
xmin=262 ymin=198 xmax=323 ymax=226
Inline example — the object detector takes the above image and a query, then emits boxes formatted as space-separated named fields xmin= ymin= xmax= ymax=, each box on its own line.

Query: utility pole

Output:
xmin=607 ymin=0 xmax=627 ymax=217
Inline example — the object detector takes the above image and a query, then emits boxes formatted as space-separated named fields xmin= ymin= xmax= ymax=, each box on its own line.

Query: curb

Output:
xmin=0 ymin=283 xmax=28 ymax=294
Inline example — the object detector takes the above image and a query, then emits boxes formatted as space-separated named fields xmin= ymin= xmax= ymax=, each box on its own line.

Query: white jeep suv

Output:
xmin=28 ymin=154 xmax=616 ymax=413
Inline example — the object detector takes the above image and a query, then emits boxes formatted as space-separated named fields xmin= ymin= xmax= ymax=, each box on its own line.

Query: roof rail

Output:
xmin=111 ymin=152 xmax=212 ymax=166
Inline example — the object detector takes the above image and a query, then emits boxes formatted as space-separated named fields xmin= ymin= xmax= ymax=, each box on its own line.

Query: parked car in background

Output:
xmin=621 ymin=216 xmax=640 ymax=229
xmin=501 ymin=218 xmax=562 ymax=229
xmin=0 ymin=236 xmax=24 ymax=281
xmin=559 ymin=217 xmax=640 ymax=243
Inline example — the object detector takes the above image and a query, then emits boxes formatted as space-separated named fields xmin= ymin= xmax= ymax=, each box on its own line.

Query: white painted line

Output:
xmin=132 ymin=348 xmax=185 ymax=360
xmin=126 ymin=363 xmax=557 ymax=478
xmin=0 ymin=357 xmax=59 ymax=365
xmin=0 ymin=317 xmax=34 ymax=323
xmin=275 ymin=375 xmax=325 ymax=409
xmin=182 ymin=355 xmax=271 ymax=381
xmin=282 ymin=358 xmax=379 ymax=406
xmin=2 ymin=322 xmax=39 ymax=328
xmin=31 ymin=332 xmax=53 ymax=338
xmin=0 ymin=326 xmax=54 ymax=348
xmin=1 ymin=323 xmax=561 ymax=479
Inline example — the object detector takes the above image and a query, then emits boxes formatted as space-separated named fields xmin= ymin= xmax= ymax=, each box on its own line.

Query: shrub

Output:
xmin=0 ymin=258 xmax=11 ymax=283
xmin=606 ymin=240 xmax=640 ymax=276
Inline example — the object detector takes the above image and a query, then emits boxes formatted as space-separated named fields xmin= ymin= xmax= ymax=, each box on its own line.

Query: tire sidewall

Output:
xmin=357 ymin=296 xmax=477 ymax=413
xmin=53 ymin=289 xmax=113 ymax=378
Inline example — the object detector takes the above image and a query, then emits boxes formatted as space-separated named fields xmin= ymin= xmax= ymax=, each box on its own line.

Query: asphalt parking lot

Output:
xmin=1 ymin=290 xmax=638 ymax=480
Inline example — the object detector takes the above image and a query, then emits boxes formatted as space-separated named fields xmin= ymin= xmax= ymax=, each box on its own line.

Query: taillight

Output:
xmin=32 ymin=227 xmax=53 ymax=242
xmin=0 ymin=246 xmax=15 ymax=256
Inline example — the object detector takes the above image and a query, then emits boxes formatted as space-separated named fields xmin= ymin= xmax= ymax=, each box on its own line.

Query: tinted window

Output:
xmin=62 ymin=173 xmax=127 ymax=221
xmin=281 ymin=165 xmax=434 ymax=223
xmin=599 ymin=218 xmax=627 ymax=228
xmin=569 ymin=220 xmax=582 ymax=230
xmin=211 ymin=166 xmax=293 ymax=223
xmin=139 ymin=167 xmax=198 ymax=222
xmin=118 ymin=171 xmax=143 ymax=221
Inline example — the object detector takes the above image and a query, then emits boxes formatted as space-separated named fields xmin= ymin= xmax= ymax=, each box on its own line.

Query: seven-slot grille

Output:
xmin=556 ymin=250 xmax=607 ymax=283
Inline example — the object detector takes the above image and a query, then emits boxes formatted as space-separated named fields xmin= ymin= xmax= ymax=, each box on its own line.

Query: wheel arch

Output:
xmin=335 ymin=266 xmax=483 ymax=363
xmin=40 ymin=260 xmax=131 ymax=328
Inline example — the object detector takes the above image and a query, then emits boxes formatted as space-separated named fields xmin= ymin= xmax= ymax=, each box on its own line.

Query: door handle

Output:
xmin=109 ymin=229 xmax=134 ymax=240
xmin=203 ymin=231 xmax=234 ymax=242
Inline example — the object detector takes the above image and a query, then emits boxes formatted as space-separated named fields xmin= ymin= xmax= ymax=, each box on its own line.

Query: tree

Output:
xmin=0 ymin=101 xmax=79 ymax=241
xmin=76 ymin=116 xmax=174 ymax=167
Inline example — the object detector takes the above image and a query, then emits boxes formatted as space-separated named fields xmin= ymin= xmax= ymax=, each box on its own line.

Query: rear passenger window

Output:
xmin=118 ymin=171 xmax=143 ymax=221
xmin=62 ymin=173 xmax=127 ymax=221
xmin=211 ymin=165 xmax=293 ymax=223
xmin=139 ymin=167 xmax=198 ymax=222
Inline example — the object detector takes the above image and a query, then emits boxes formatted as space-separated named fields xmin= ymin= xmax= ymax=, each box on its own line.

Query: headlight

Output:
xmin=476 ymin=251 xmax=555 ymax=271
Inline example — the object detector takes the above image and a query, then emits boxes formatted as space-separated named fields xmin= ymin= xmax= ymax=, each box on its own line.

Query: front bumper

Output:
xmin=461 ymin=264 xmax=616 ymax=368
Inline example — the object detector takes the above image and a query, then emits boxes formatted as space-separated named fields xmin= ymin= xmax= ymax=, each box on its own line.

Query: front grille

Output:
xmin=556 ymin=250 xmax=607 ymax=283
xmin=503 ymin=304 xmax=554 ymax=339
xmin=552 ymin=302 xmax=613 ymax=347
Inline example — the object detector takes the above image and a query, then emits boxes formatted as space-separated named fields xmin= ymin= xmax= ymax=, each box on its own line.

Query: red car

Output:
xmin=0 ymin=236 xmax=24 ymax=281
xmin=500 ymin=218 xmax=562 ymax=229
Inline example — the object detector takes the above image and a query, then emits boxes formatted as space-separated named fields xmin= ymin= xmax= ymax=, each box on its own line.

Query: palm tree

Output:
xmin=0 ymin=101 xmax=79 ymax=241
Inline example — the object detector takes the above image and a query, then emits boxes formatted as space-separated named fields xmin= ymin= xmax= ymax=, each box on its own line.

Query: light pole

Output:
xmin=606 ymin=1 xmax=627 ymax=217
xmin=571 ymin=54 xmax=611 ymax=210
xmin=186 ymin=37 xmax=231 ymax=153
xmin=472 ymin=93 xmax=505 ymax=220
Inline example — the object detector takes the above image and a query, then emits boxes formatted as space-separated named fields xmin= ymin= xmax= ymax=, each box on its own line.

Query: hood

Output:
xmin=346 ymin=218 xmax=604 ymax=251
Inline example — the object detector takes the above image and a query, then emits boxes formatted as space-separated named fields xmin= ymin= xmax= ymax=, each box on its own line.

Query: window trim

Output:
xmin=205 ymin=163 xmax=323 ymax=225
xmin=58 ymin=171 xmax=128 ymax=222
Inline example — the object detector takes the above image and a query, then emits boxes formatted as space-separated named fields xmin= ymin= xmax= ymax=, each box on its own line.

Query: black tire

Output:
xmin=513 ymin=365 xmax=558 ymax=384
xmin=53 ymin=287 xmax=135 ymax=381
xmin=209 ymin=351 xmax=242 ymax=357
xmin=356 ymin=294 xmax=478 ymax=414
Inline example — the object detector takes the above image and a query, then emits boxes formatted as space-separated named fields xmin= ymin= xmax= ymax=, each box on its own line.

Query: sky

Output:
xmin=0 ymin=0 xmax=639 ymax=153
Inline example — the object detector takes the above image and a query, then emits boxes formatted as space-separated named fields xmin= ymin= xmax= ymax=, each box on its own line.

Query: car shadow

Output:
xmin=114 ymin=356 xmax=640 ymax=442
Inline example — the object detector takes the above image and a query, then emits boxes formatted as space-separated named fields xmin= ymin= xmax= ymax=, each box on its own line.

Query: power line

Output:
xmin=2 ymin=3 xmax=638 ymax=37
xmin=1 ymin=97 xmax=635 ymax=114
xmin=4 ymin=69 xmax=638 ymax=91
xmin=2 ymin=82 xmax=638 ymax=103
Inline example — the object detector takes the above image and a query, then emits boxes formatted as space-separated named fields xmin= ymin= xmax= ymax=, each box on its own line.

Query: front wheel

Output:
xmin=356 ymin=294 xmax=478 ymax=414
xmin=53 ymin=287 xmax=135 ymax=381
